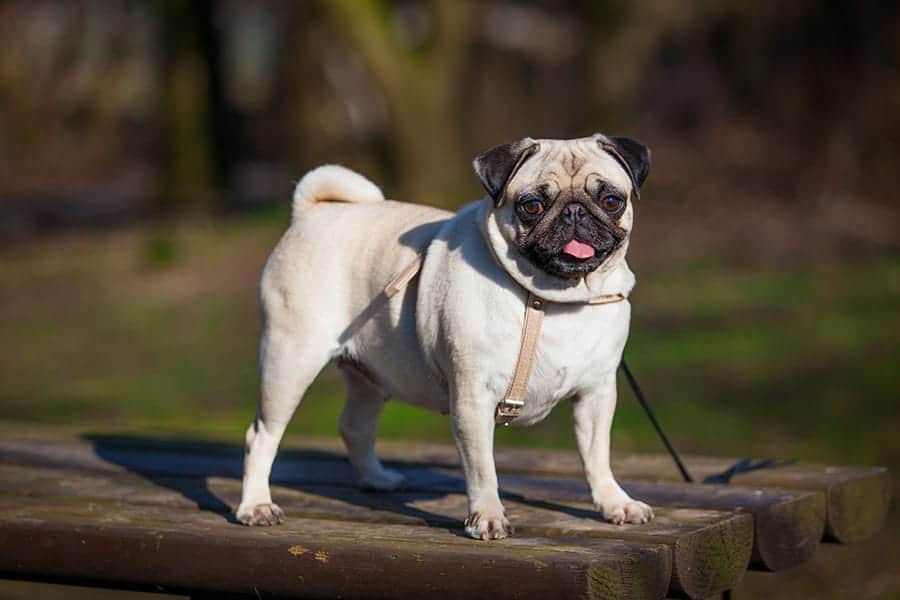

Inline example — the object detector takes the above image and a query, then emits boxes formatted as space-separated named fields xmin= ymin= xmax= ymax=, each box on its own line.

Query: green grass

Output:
xmin=0 ymin=217 xmax=897 ymax=473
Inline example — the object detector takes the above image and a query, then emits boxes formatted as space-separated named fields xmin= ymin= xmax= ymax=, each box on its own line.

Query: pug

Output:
xmin=237 ymin=134 xmax=653 ymax=540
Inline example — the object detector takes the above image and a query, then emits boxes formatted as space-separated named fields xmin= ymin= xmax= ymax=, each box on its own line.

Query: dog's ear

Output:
xmin=594 ymin=134 xmax=650 ymax=197
xmin=473 ymin=138 xmax=540 ymax=206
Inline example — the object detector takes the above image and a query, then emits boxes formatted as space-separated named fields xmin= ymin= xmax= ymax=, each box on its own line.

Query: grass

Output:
xmin=1 ymin=215 xmax=897 ymax=472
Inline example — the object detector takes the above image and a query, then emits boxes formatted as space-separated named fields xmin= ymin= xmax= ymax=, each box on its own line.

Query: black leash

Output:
xmin=620 ymin=358 xmax=795 ymax=485
xmin=702 ymin=457 xmax=795 ymax=484
xmin=620 ymin=358 xmax=694 ymax=483
xmin=620 ymin=358 xmax=795 ymax=600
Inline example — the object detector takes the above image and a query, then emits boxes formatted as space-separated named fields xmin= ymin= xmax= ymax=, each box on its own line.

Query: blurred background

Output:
xmin=0 ymin=1 xmax=898 ymax=598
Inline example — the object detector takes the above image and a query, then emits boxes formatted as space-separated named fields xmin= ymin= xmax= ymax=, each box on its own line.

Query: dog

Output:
xmin=237 ymin=134 xmax=653 ymax=540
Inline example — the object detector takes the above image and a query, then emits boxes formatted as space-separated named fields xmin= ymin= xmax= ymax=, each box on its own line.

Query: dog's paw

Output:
xmin=359 ymin=468 xmax=406 ymax=492
xmin=236 ymin=502 xmax=284 ymax=526
xmin=598 ymin=498 xmax=654 ymax=525
xmin=465 ymin=510 xmax=514 ymax=540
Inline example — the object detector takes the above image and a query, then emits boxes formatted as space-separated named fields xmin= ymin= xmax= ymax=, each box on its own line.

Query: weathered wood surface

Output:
xmin=276 ymin=433 xmax=889 ymax=545
xmin=0 ymin=433 xmax=820 ymax=571
xmin=2 ymin=425 xmax=880 ymax=545
xmin=0 ymin=423 xmax=890 ymax=598
xmin=0 ymin=497 xmax=669 ymax=600
xmin=0 ymin=459 xmax=750 ymax=599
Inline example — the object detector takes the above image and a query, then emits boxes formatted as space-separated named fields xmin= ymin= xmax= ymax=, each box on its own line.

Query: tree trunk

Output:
xmin=326 ymin=0 xmax=475 ymax=207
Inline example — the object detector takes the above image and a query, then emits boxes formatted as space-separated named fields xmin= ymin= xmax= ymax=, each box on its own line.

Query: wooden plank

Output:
xmin=278 ymin=434 xmax=888 ymax=546
xmin=606 ymin=454 xmax=890 ymax=546
xmin=0 ymin=434 xmax=825 ymax=571
xmin=3 ymin=425 xmax=876 ymax=545
xmin=0 ymin=497 xmax=669 ymax=600
xmin=496 ymin=476 xmax=825 ymax=572
xmin=276 ymin=436 xmax=887 ymax=546
xmin=0 ymin=433 xmax=823 ymax=570
xmin=0 ymin=463 xmax=750 ymax=599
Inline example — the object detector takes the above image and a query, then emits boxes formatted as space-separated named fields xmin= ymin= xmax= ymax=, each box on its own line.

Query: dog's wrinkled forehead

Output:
xmin=507 ymin=138 xmax=633 ymax=200
xmin=473 ymin=134 xmax=650 ymax=207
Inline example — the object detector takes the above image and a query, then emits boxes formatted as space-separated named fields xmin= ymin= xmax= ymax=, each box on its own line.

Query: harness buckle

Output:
xmin=495 ymin=398 xmax=525 ymax=426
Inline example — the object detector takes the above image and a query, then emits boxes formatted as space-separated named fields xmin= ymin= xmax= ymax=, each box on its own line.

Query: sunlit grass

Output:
xmin=0 ymin=217 xmax=897 ymax=471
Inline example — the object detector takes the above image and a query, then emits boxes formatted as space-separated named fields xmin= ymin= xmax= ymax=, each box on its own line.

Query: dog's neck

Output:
xmin=478 ymin=198 xmax=635 ymax=304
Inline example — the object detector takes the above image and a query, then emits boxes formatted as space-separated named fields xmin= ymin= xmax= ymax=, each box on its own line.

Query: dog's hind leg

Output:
xmin=337 ymin=361 xmax=406 ymax=491
xmin=237 ymin=328 xmax=331 ymax=526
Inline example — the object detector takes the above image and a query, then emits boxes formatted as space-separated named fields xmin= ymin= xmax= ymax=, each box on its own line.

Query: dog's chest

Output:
xmin=483 ymin=300 xmax=630 ymax=425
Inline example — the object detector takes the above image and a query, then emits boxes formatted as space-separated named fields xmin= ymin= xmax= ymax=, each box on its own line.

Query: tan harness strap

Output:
xmin=588 ymin=292 xmax=626 ymax=305
xmin=384 ymin=255 xmax=424 ymax=298
xmin=384 ymin=254 xmax=626 ymax=427
xmin=495 ymin=293 xmax=544 ymax=425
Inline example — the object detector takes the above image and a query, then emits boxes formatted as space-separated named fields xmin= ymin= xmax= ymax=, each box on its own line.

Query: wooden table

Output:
xmin=0 ymin=424 xmax=890 ymax=600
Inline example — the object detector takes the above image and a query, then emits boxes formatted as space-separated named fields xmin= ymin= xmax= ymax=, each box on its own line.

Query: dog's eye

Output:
xmin=519 ymin=198 xmax=544 ymax=216
xmin=599 ymin=195 xmax=625 ymax=213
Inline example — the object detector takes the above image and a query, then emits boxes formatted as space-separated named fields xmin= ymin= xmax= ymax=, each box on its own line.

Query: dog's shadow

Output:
xmin=84 ymin=434 xmax=594 ymax=535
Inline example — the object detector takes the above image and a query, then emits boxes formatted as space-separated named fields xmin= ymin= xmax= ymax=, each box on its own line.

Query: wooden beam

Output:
xmin=0 ymin=423 xmax=886 ymax=575
xmin=0 ymin=432 xmax=829 ymax=571
xmin=494 ymin=475 xmax=824 ymax=572
xmin=0 ymin=463 xmax=749 ymax=599
xmin=9 ymin=424 xmax=875 ymax=545
xmin=490 ymin=448 xmax=889 ymax=546
xmin=0 ymin=497 xmax=669 ymax=600
xmin=273 ymin=434 xmax=890 ymax=546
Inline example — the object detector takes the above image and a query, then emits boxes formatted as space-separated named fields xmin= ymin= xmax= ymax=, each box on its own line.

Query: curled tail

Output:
xmin=292 ymin=165 xmax=384 ymax=219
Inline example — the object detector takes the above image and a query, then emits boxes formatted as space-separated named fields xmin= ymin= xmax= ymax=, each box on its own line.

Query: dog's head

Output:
xmin=474 ymin=134 xmax=649 ymax=280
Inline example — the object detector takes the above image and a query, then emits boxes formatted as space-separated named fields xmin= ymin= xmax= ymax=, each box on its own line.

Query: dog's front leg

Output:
xmin=573 ymin=371 xmax=654 ymax=525
xmin=451 ymin=389 xmax=512 ymax=540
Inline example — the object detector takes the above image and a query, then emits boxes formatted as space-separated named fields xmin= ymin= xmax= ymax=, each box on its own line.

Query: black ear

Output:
xmin=473 ymin=138 xmax=540 ymax=205
xmin=594 ymin=134 xmax=651 ymax=197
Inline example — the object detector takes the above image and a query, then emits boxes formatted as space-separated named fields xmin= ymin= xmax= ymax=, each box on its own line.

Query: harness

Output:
xmin=384 ymin=253 xmax=628 ymax=426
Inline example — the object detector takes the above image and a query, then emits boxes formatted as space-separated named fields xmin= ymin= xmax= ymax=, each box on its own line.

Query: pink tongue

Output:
xmin=563 ymin=239 xmax=595 ymax=259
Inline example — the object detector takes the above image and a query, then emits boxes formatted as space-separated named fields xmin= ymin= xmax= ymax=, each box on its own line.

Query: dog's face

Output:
xmin=474 ymin=135 xmax=650 ymax=280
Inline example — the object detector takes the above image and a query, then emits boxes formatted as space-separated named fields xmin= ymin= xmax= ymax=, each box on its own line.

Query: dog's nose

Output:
xmin=562 ymin=203 xmax=586 ymax=223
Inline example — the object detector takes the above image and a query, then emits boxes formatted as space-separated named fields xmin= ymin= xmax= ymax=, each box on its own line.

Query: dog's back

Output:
xmin=269 ymin=164 xmax=450 ymax=306
xmin=261 ymin=166 xmax=451 ymax=394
